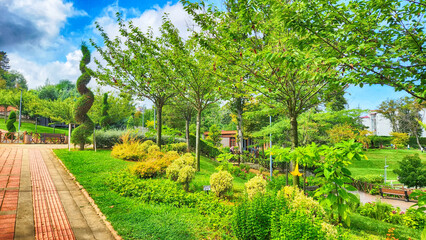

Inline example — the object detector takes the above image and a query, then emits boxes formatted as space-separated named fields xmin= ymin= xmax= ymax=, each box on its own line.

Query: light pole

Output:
xmin=18 ymin=89 xmax=23 ymax=131
xmin=269 ymin=115 xmax=272 ymax=179
xmin=384 ymin=157 xmax=389 ymax=183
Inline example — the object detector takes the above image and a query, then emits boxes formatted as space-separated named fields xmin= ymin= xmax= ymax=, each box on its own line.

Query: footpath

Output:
xmin=0 ymin=144 xmax=116 ymax=240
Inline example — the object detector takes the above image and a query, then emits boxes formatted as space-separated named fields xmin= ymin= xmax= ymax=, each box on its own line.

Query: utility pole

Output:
xmin=384 ymin=157 xmax=389 ymax=183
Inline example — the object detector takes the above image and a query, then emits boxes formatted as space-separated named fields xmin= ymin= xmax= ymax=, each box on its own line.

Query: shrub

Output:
xmin=130 ymin=157 xmax=171 ymax=179
xmin=233 ymin=194 xmax=287 ymax=240
xmin=210 ymin=170 xmax=233 ymax=198
xmin=393 ymin=154 xmax=426 ymax=188
xmin=6 ymin=111 xmax=16 ymax=132
xmin=177 ymin=165 xmax=196 ymax=191
xmin=245 ymin=175 xmax=267 ymax=199
xmin=390 ymin=132 xmax=409 ymax=148
xmin=164 ymin=142 xmax=187 ymax=153
xmin=111 ymin=133 xmax=146 ymax=161
xmin=147 ymin=144 xmax=160 ymax=154
xmin=271 ymin=211 xmax=327 ymax=240
xmin=166 ymin=153 xmax=196 ymax=190
xmin=278 ymin=186 xmax=325 ymax=219
xmin=189 ymin=134 xmax=222 ymax=158
xmin=141 ymin=140 xmax=155 ymax=153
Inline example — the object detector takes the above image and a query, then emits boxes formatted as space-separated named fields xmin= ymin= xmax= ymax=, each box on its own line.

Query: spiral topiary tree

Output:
xmin=72 ymin=43 xmax=94 ymax=150
xmin=100 ymin=93 xmax=110 ymax=129
xmin=6 ymin=110 xmax=16 ymax=132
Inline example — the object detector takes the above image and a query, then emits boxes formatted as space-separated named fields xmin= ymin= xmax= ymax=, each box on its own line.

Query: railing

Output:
xmin=0 ymin=132 xmax=67 ymax=144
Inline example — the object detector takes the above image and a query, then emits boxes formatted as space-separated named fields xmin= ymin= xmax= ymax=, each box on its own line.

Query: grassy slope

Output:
xmin=348 ymin=149 xmax=426 ymax=181
xmin=53 ymin=149 xmax=244 ymax=239
xmin=0 ymin=121 xmax=68 ymax=135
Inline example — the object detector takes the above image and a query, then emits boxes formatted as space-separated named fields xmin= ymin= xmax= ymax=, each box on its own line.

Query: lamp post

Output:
xmin=18 ymin=89 xmax=23 ymax=131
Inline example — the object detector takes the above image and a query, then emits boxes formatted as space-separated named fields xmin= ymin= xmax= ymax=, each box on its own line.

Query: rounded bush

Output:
xmin=147 ymin=144 xmax=160 ymax=154
xmin=6 ymin=111 xmax=16 ymax=133
xmin=177 ymin=165 xmax=196 ymax=190
xmin=278 ymin=186 xmax=325 ymax=219
xmin=141 ymin=140 xmax=155 ymax=153
xmin=210 ymin=170 xmax=233 ymax=197
xmin=245 ymin=175 xmax=267 ymax=199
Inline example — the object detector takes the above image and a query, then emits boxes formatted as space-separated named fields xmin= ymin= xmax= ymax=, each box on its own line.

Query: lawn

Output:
xmin=348 ymin=149 xmax=426 ymax=181
xmin=52 ymin=149 xmax=420 ymax=240
xmin=0 ymin=121 xmax=68 ymax=135
xmin=53 ymin=149 xmax=245 ymax=239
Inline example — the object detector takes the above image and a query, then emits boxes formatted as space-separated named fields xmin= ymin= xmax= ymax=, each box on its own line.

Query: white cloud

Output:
xmin=9 ymin=50 xmax=83 ymax=88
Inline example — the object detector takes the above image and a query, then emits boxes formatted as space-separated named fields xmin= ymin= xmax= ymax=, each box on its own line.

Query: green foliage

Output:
xmin=126 ymin=115 xmax=135 ymax=129
xmin=188 ymin=134 xmax=222 ymax=158
xmin=72 ymin=43 xmax=94 ymax=150
xmin=147 ymin=144 xmax=160 ymax=154
xmin=353 ymin=175 xmax=384 ymax=184
xmin=6 ymin=110 xmax=16 ymax=132
xmin=100 ymin=93 xmax=111 ymax=129
xmin=278 ymin=186 xmax=326 ymax=219
xmin=166 ymin=153 xmax=196 ymax=190
xmin=111 ymin=132 xmax=149 ymax=161
xmin=393 ymin=154 xmax=426 ymax=188
xmin=206 ymin=124 xmax=222 ymax=147
xmin=210 ymin=170 xmax=233 ymax=198
xmin=390 ymin=132 xmax=410 ymax=148
xmin=130 ymin=151 xmax=179 ymax=179
xmin=271 ymin=211 xmax=327 ymax=240
xmin=163 ymin=142 xmax=187 ymax=154
xmin=245 ymin=175 xmax=267 ymax=200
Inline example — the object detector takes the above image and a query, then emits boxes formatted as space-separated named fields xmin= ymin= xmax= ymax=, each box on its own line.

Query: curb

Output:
xmin=51 ymin=150 xmax=122 ymax=240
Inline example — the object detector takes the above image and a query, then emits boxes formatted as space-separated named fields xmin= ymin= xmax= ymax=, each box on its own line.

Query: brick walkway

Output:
xmin=0 ymin=145 xmax=116 ymax=240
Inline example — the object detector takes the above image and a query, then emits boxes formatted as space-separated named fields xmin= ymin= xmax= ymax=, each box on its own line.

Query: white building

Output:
xmin=361 ymin=110 xmax=426 ymax=137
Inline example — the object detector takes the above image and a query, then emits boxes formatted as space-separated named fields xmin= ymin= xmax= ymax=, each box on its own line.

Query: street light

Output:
xmin=18 ymin=89 xmax=23 ymax=131
xmin=384 ymin=157 xmax=389 ymax=183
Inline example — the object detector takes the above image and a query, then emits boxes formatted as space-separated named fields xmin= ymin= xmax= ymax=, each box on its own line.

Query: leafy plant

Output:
xmin=210 ymin=170 xmax=233 ymax=198
xmin=166 ymin=153 xmax=196 ymax=191
xmin=6 ymin=110 xmax=16 ymax=132
xmin=390 ymin=132 xmax=409 ymax=149
xmin=393 ymin=154 xmax=426 ymax=189
xmin=245 ymin=175 xmax=267 ymax=199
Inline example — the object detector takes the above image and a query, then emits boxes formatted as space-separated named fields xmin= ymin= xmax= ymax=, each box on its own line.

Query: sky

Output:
xmin=0 ymin=0 xmax=409 ymax=110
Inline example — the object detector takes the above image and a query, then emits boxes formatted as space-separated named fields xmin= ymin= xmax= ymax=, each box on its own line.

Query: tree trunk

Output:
xmin=415 ymin=133 xmax=421 ymax=150
xmin=186 ymin=117 xmax=190 ymax=152
xmin=156 ymin=104 xmax=163 ymax=149
xmin=68 ymin=123 xmax=71 ymax=151
xmin=290 ymin=115 xmax=300 ymax=187
xmin=196 ymin=110 xmax=201 ymax=171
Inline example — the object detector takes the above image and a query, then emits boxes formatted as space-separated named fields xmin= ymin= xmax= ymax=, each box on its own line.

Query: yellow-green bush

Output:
xmin=278 ymin=186 xmax=325 ymax=219
xmin=147 ymin=144 xmax=160 ymax=154
xmin=131 ymin=150 xmax=180 ymax=179
xmin=141 ymin=140 xmax=154 ymax=152
xmin=210 ymin=170 xmax=233 ymax=198
xmin=111 ymin=132 xmax=145 ymax=161
xmin=166 ymin=153 xmax=196 ymax=190
xmin=177 ymin=165 xmax=195 ymax=190
xmin=245 ymin=175 xmax=267 ymax=199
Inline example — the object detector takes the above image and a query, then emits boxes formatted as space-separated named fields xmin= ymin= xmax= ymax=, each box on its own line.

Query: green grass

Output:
xmin=348 ymin=149 xmax=426 ymax=181
xmin=53 ymin=149 xmax=244 ymax=239
xmin=0 ymin=121 xmax=68 ymax=135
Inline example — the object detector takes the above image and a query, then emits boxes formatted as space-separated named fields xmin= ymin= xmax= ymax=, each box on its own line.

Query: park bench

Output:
xmin=40 ymin=133 xmax=65 ymax=144
xmin=380 ymin=188 xmax=413 ymax=202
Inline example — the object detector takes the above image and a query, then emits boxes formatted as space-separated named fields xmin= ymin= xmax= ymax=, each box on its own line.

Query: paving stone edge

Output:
xmin=51 ymin=150 xmax=122 ymax=240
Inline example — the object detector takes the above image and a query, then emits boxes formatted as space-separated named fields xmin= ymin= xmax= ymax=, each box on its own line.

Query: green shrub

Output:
xmin=147 ymin=144 xmax=160 ymax=154
xmin=210 ymin=170 xmax=233 ymax=198
xmin=141 ymin=140 xmax=155 ymax=153
xmin=163 ymin=142 xmax=188 ymax=153
xmin=271 ymin=211 xmax=327 ymax=240
xmin=189 ymin=134 xmax=222 ymax=158
xmin=354 ymin=175 xmax=384 ymax=184
xmin=233 ymin=194 xmax=287 ymax=240
xmin=278 ymin=186 xmax=325 ymax=219
xmin=166 ymin=153 xmax=196 ymax=190
xmin=393 ymin=154 xmax=426 ymax=188
xmin=245 ymin=175 xmax=267 ymax=199
xmin=111 ymin=133 xmax=146 ymax=161
xmin=130 ymin=151 xmax=180 ymax=179
xmin=6 ymin=111 xmax=16 ymax=132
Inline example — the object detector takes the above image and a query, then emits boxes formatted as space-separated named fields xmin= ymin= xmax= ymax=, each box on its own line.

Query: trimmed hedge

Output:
xmin=369 ymin=135 xmax=426 ymax=148
xmin=188 ymin=134 xmax=222 ymax=158
xmin=94 ymin=129 xmax=185 ymax=149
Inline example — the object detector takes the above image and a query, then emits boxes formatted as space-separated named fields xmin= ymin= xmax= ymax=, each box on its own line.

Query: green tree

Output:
xmin=280 ymin=0 xmax=426 ymax=101
xmin=72 ymin=43 xmax=94 ymax=150
xmin=185 ymin=0 xmax=344 ymax=183
xmin=6 ymin=110 xmax=16 ymax=132
xmin=91 ymin=14 xmax=175 ymax=148
xmin=37 ymin=84 xmax=58 ymax=101
xmin=3 ymin=71 xmax=28 ymax=90
xmin=378 ymin=99 xmax=399 ymax=132
xmin=100 ymin=93 xmax=111 ymax=129
xmin=393 ymin=154 xmax=426 ymax=189
xmin=206 ymin=124 xmax=222 ymax=147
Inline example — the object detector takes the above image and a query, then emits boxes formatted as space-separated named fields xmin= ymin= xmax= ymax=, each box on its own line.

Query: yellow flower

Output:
xmin=290 ymin=163 xmax=303 ymax=177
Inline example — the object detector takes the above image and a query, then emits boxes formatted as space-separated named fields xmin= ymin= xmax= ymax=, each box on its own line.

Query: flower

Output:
xmin=392 ymin=210 xmax=396 ymax=214
xmin=400 ymin=211 xmax=405 ymax=215
xmin=290 ymin=163 xmax=303 ymax=177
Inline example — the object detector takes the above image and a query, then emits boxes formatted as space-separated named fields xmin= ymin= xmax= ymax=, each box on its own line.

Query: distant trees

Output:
xmin=394 ymin=154 xmax=426 ymax=189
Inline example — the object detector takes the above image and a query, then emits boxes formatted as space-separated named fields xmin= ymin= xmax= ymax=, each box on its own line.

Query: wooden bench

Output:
xmin=41 ymin=133 xmax=65 ymax=144
xmin=380 ymin=188 xmax=412 ymax=202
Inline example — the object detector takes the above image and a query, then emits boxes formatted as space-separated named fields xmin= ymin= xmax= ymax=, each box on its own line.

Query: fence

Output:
xmin=0 ymin=132 xmax=67 ymax=144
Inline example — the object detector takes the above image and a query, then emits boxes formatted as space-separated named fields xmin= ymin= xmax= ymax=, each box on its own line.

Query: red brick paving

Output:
xmin=29 ymin=149 xmax=75 ymax=240
xmin=0 ymin=148 xmax=21 ymax=240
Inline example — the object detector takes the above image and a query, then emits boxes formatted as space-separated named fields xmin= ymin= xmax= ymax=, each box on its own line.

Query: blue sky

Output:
xmin=0 ymin=0 xmax=409 ymax=110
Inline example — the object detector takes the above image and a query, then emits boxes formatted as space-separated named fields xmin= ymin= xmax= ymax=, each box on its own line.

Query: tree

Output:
xmin=280 ymin=0 xmax=426 ymax=101
xmin=378 ymin=99 xmax=399 ymax=132
xmin=72 ymin=43 xmax=94 ymax=150
xmin=91 ymin=14 xmax=175 ymax=148
xmin=0 ymin=51 xmax=10 ymax=72
xmin=100 ymin=93 xmax=111 ymax=129
xmin=38 ymin=84 xmax=58 ymax=101
xmin=206 ymin=124 xmax=222 ymax=147
xmin=390 ymin=132 xmax=409 ymax=149
xmin=160 ymin=21 xmax=222 ymax=171
xmin=3 ymin=71 xmax=28 ymax=90
xmin=6 ymin=110 xmax=16 ymax=132
xmin=393 ymin=154 xmax=426 ymax=189
xmin=184 ymin=0 xmax=344 ymax=184
xmin=47 ymin=97 xmax=75 ymax=151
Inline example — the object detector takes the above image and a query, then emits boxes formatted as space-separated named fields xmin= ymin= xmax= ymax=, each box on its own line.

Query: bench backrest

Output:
xmin=381 ymin=188 xmax=405 ymax=195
